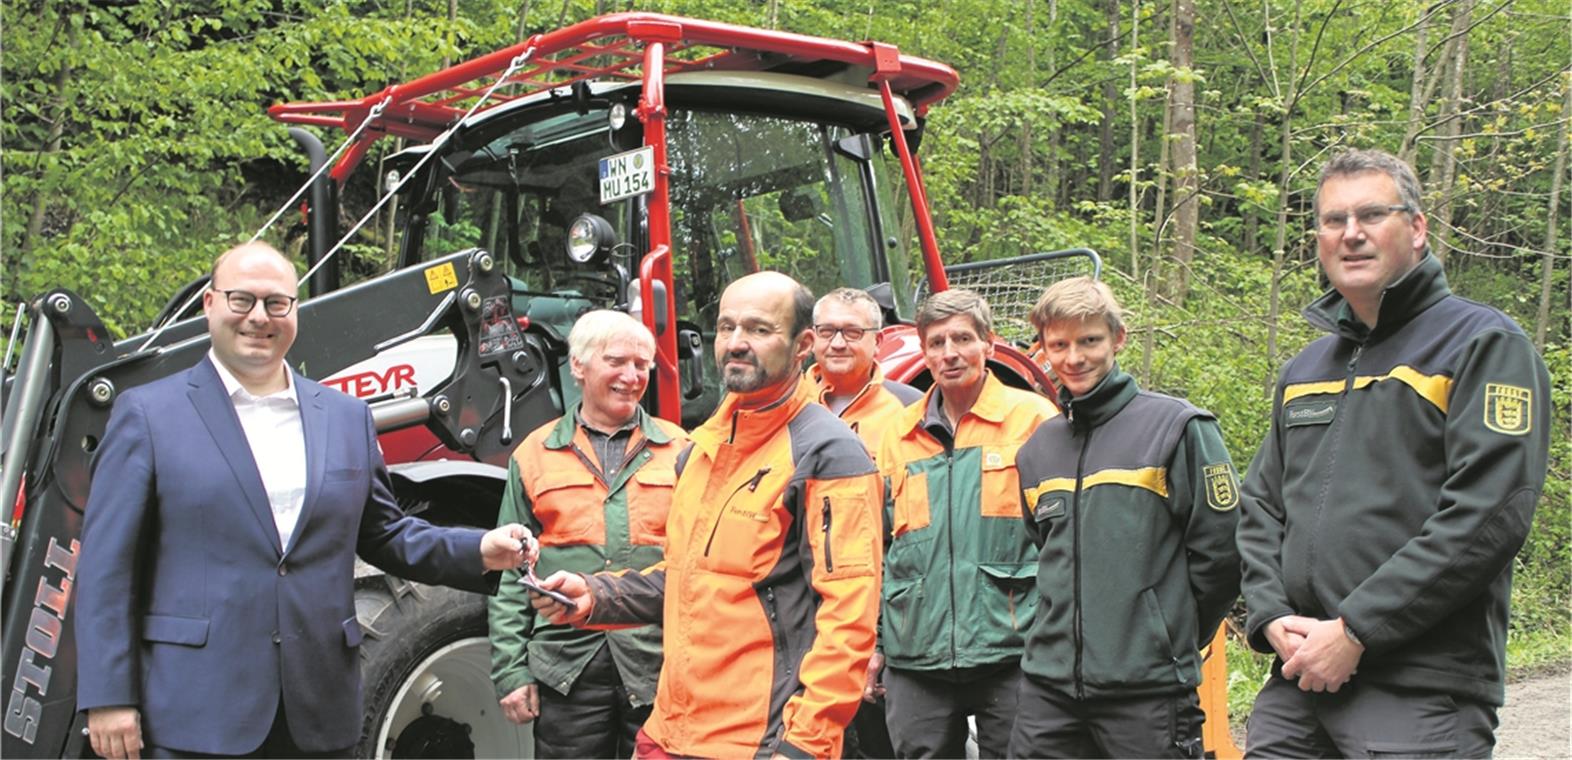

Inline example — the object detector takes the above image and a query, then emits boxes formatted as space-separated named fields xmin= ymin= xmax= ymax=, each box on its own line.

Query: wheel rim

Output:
xmin=374 ymin=636 xmax=532 ymax=759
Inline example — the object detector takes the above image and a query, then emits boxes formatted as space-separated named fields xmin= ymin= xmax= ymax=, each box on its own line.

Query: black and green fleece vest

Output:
xmin=1016 ymin=368 xmax=1240 ymax=698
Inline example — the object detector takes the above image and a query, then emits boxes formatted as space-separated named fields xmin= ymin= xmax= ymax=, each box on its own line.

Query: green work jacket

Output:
xmin=488 ymin=406 xmax=683 ymax=704
xmin=877 ymin=373 xmax=1059 ymax=671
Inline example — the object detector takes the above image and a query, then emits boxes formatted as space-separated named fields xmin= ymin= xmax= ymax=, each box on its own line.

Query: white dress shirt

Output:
xmin=209 ymin=351 xmax=308 ymax=551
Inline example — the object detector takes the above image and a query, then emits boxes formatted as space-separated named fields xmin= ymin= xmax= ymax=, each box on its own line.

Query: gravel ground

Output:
xmin=1495 ymin=664 xmax=1572 ymax=759
xmin=1226 ymin=665 xmax=1571 ymax=758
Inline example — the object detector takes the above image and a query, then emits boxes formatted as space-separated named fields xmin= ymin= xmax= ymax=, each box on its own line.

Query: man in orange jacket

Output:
xmin=532 ymin=272 xmax=882 ymax=760
xmin=807 ymin=288 xmax=922 ymax=465
xmin=805 ymin=287 xmax=919 ymax=758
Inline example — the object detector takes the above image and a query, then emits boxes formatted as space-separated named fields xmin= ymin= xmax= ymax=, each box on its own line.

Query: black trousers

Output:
xmin=883 ymin=663 xmax=1021 ymax=759
xmin=1007 ymin=673 xmax=1203 ymax=759
xmin=844 ymin=696 xmax=897 ymax=759
xmin=146 ymin=696 xmax=350 ymax=758
xmin=1245 ymin=675 xmax=1498 ymax=759
xmin=534 ymin=644 xmax=651 ymax=759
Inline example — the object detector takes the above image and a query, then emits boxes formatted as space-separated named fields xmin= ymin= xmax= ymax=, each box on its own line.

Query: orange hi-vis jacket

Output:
xmin=583 ymin=377 xmax=883 ymax=759
xmin=807 ymin=364 xmax=922 ymax=466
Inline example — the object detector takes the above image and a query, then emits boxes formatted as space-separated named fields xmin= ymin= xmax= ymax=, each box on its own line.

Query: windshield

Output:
xmin=423 ymin=106 xmax=636 ymax=302
xmin=414 ymin=102 xmax=907 ymax=424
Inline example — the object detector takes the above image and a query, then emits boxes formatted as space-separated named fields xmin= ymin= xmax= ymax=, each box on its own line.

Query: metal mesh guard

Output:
xmin=916 ymin=248 xmax=1102 ymax=346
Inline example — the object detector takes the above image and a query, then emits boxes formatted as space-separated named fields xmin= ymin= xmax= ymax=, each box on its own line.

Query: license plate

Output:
xmin=598 ymin=146 xmax=655 ymax=204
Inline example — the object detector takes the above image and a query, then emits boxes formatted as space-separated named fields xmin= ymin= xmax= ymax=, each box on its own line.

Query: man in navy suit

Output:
xmin=74 ymin=243 xmax=534 ymax=759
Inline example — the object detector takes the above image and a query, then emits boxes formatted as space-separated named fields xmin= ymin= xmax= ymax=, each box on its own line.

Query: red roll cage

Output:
xmin=269 ymin=12 xmax=958 ymax=421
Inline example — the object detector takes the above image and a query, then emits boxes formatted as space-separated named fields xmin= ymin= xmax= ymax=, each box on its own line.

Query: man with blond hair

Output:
xmin=876 ymin=288 xmax=1058 ymax=758
xmin=805 ymin=287 xmax=919 ymax=757
xmin=489 ymin=310 xmax=686 ymax=757
xmin=1009 ymin=276 xmax=1240 ymax=759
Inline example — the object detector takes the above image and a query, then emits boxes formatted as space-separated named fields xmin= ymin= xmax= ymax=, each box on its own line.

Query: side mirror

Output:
xmin=625 ymin=277 xmax=668 ymax=335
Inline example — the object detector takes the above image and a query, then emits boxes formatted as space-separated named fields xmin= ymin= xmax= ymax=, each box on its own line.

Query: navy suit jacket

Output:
xmin=74 ymin=357 xmax=496 ymax=754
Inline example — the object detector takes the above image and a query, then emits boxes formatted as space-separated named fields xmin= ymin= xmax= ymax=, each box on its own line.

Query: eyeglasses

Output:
xmin=813 ymin=324 xmax=876 ymax=342
xmin=1317 ymin=204 xmax=1411 ymax=233
xmin=212 ymin=288 xmax=297 ymax=317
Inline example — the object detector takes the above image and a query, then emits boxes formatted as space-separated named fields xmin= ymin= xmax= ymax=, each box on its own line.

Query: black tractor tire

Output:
xmin=353 ymin=575 xmax=531 ymax=759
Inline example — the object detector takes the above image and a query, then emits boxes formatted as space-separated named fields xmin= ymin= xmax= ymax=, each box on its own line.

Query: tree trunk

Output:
xmin=1267 ymin=0 xmax=1304 ymax=393
xmin=515 ymin=0 xmax=532 ymax=40
xmin=1128 ymin=0 xmax=1141 ymax=280
xmin=1535 ymin=78 xmax=1570 ymax=349
xmin=1044 ymin=0 xmax=1062 ymax=206
xmin=1244 ymin=110 xmax=1264 ymax=255
xmin=1399 ymin=3 xmax=1436 ymax=164
xmin=1099 ymin=0 xmax=1122 ymax=202
xmin=1019 ymin=0 xmax=1036 ymax=197
xmin=1168 ymin=0 xmax=1198 ymax=305
xmin=1153 ymin=89 xmax=1172 ymax=284
xmin=1425 ymin=0 xmax=1474 ymax=263
xmin=23 ymin=20 xmax=76 ymax=256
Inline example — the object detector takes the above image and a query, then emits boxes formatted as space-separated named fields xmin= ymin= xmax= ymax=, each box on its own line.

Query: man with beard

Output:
xmin=530 ymin=272 xmax=883 ymax=760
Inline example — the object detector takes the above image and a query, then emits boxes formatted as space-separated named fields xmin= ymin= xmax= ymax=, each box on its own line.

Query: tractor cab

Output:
xmin=270 ymin=12 xmax=983 ymax=430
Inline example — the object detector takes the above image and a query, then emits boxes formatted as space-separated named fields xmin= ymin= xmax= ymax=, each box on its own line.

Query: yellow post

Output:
xmin=1198 ymin=623 xmax=1242 ymax=759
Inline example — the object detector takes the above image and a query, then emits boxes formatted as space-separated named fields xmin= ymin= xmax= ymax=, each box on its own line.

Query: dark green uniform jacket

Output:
xmin=488 ymin=407 xmax=680 ymax=705
xmin=1015 ymin=368 xmax=1241 ymax=699
xmin=1238 ymin=254 xmax=1551 ymax=706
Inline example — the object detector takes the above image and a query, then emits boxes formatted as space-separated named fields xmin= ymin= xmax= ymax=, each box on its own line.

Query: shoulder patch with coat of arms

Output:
xmin=1203 ymin=463 xmax=1239 ymax=511
xmin=1483 ymin=383 xmax=1532 ymax=436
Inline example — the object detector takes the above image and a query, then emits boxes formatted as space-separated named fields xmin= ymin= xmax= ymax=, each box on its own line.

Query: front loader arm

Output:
xmin=1 ymin=248 xmax=547 ymax=758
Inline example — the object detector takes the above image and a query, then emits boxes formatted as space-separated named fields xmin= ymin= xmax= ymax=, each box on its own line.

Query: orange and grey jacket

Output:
xmin=488 ymin=407 xmax=685 ymax=705
xmin=807 ymin=363 xmax=922 ymax=464
xmin=582 ymin=376 xmax=882 ymax=759
xmin=877 ymin=372 xmax=1058 ymax=671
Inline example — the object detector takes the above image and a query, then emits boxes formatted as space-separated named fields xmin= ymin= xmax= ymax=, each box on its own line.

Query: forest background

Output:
xmin=3 ymin=0 xmax=1568 ymax=720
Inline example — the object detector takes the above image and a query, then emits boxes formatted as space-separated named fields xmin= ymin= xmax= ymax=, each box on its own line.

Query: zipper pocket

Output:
xmin=822 ymin=496 xmax=834 ymax=573
xmin=703 ymin=467 xmax=772 ymax=557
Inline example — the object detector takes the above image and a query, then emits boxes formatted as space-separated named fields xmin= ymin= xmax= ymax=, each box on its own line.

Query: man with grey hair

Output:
xmin=1239 ymin=148 xmax=1550 ymax=756
xmin=875 ymin=289 xmax=1058 ymax=758
xmin=489 ymin=310 xmax=686 ymax=758
xmin=805 ymin=287 xmax=919 ymax=758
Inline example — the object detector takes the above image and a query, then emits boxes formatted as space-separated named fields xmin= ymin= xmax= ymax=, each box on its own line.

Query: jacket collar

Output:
xmin=1058 ymin=366 xmax=1138 ymax=430
xmin=691 ymin=374 xmax=812 ymax=455
xmin=1303 ymin=252 xmax=1451 ymax=341
xmin=543 ymin=402 xmax=672 ymax=450
xmin=807 ymin=362 xmax=887 ymax=415
xmin=897 ymin=370 xmax=1012 ymax=439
